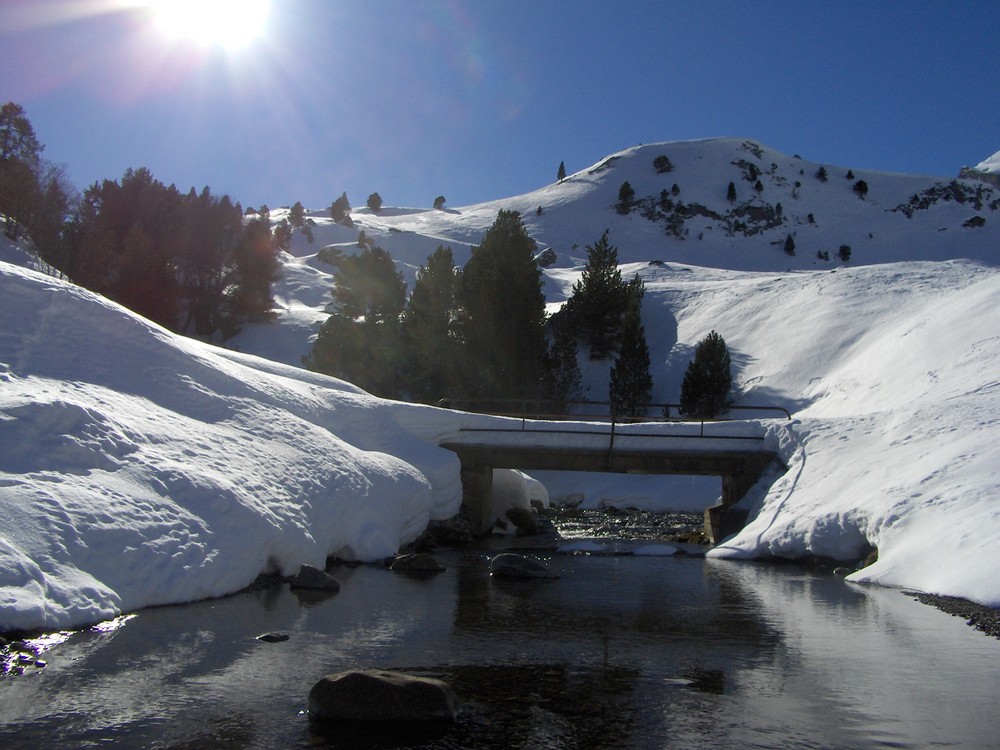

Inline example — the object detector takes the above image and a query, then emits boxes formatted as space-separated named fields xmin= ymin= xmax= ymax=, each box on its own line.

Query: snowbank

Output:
xmin=0 ymin=262 xmax=470 ymax=631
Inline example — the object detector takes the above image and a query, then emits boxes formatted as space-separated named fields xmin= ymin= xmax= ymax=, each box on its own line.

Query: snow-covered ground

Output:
xmin=2 ymin=137 xmax=1000 ymax=632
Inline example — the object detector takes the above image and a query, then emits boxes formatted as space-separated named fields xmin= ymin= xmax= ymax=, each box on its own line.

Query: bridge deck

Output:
xmin=440 ymin=440 xmax=777 ymax=476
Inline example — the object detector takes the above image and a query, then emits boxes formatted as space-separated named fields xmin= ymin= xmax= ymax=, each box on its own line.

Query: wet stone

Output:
xmin=308 ymin=669 xmax=460 ymax=723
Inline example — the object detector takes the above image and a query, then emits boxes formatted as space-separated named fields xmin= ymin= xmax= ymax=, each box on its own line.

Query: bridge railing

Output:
xmin=436 ymin=399 xmax=791 ymax=445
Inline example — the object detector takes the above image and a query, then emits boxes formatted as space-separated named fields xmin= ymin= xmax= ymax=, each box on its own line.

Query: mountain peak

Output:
xmin=973 ymin=149 xmax=1000 ymax=174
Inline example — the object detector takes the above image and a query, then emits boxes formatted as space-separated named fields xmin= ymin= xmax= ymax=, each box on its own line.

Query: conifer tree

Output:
xmin=617 ymin=181 xmax=635 ymax=214
xmin=557 ymin=161 xmax=566 ymax=181
xmin=332 ymin=246 xmax=406 ymax=323
xmin=609 ymin=276 xmax=652 ymax=420
xmin=330 ymin=192 xmax=350 ymax=222
xmin=784 ymin=233 xmax=795 ymax=255
xmin=561 ymin=230 xmax=629 ymax=360
xmin=457 ymin=209 xmax=546 ymax=404
xmin=545 ymin=319 xmax=583 ymax=414
xmin=401 ymin=245 xmax=460 ymax=403
xmin=305 ymin=246 xmax=406 ymax=397
xmin=727 ymin=181 xmax=737 ymax=203
xmin=679 ymin=330 xmax=732 ymax=418
xmin=288 ymin=201 xmax=305 ymax=227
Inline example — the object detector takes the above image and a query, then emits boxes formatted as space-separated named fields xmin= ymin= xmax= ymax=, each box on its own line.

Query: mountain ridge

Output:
xmin=316 ymin=137 xmax=1000 ymax=278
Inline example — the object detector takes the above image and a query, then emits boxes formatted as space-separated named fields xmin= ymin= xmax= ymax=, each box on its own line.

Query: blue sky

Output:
xmin=4 ymin=0 xmax=999 ymax=211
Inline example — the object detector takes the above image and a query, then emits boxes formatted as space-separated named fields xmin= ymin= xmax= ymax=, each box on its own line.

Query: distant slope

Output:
xmin=353 ymin=137 xmax=1000 ymax=272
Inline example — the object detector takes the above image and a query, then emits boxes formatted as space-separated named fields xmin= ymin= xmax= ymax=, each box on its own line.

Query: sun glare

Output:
xmin=149 ymin=0 xmax=271 ymax=51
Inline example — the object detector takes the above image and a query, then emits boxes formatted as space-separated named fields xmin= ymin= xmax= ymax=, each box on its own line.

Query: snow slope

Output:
xmin=3 ymin=138 xmax=1000 ymax=631
xmin=0 ymin=263 xmax=475 ymax=631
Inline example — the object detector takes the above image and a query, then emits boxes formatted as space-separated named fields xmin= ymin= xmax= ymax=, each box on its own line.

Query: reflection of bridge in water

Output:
xmin=439 ymin=405 xmax=789 ymax=543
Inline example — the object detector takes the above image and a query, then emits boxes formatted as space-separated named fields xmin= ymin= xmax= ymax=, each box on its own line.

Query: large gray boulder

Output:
xmin=308 ymin=669 xmax=460 ymax=722
xmin=287 ymin=564 xmax=341 ymax=592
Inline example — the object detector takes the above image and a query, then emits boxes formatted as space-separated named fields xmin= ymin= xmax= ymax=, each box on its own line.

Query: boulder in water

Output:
xmin=308 ymin=669 xmax=460 ymax=722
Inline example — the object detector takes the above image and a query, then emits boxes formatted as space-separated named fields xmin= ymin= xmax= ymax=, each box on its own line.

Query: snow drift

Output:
xmin=0 ymin=262 xmax=471 ymax=631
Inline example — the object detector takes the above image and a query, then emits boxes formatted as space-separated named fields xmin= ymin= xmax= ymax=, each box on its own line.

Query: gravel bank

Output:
xmin=912 ymin=593 xmax=1000 ymax=640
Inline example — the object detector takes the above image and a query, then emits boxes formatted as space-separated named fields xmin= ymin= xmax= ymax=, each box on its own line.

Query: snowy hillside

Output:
xmin=3 ymin=138 xmax=1000 ymax=632
xmin=236 ymin=138 xmax=1000 ymax=368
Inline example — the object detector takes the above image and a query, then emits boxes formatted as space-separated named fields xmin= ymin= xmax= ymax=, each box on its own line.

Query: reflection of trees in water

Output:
xmin=453 ymin=554 xmax=784 ymax=654
xmin=446 ymin=553 xmax=801 ymax=747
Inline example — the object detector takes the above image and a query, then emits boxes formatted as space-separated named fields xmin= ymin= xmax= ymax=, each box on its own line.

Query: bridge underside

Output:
xmin=441 ymin=442 xmax=780 ymax=543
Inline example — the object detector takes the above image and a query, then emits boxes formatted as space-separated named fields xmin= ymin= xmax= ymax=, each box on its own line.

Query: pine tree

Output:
xmin=617 ymin=181 xmax=635 ymax=214
xmin=679 ymin=330 xmax=732 ymax=418
xmin=332 ymin=246 xmax=406 ymax=323
xmin=330 ymin=192 xmax=350 ymax=222
xmin=727 ymin=181 xmax=737 ymax=203
xmin=401 ymin=245 xmax=460 ymax=403
xmin=653 ymin=154 xmax=673 ymax=174
xmin=609 ymin=276 xmax=652 ymax=420
xmin=0 ymin=102 xmax=44 ymax=240
xmin=288 ymin=201 xmax=305 ymax=227
xmin=305 ymin=246 xmax=406 ymax=398
xmin=366 ymin=192 xmax=383 ymax=211
xmin=784 ymin=233 xmax=795 ymax=255
xmin=545 ymin=319 xmax=583 ymax=414
xmin=457 ymin=209 xmax=546 ymax=404
xmin=557 ymin=161 xmax=566 ymax=181
xmin=561 ymin=230 xmax=629 ymax=360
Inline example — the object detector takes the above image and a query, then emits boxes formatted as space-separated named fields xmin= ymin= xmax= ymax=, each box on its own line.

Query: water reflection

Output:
xmin=1 ymin=549 xmax=999 ymax=749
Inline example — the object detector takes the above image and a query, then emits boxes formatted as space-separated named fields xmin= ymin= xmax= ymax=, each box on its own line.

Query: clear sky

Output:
xmin=4 ymin=0 xmax=999 ymax=211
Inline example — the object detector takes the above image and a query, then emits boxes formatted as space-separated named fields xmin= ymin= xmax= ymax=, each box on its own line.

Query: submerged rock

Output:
xmin=287 ymin=564 xmax=341 ymax=592
xmin=308 ymin=669 xmax=460 ymax=722
xmin=256 ymin=632 xmax=289 ymax=643
xmin=390 ymin=553 xmax=446 ymax=574
xmin=489 ymin=553 xmax=558 ymax=579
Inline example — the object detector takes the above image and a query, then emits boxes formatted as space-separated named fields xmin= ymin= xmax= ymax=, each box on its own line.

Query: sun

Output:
xmin=149 ymin=0 xmax=271 ymax=51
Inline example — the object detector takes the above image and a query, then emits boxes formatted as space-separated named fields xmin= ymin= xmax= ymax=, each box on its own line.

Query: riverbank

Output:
xmin=912 ymin=593 xmax=1000 ymax=640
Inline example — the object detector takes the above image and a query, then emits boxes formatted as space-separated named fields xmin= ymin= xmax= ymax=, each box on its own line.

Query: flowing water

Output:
xmin=2 ymin=513 xmax=999 ymax=749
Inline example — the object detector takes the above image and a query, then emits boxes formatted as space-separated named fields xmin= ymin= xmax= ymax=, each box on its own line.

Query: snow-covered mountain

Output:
xmin=238 ymin=137 xmax=1000 ymax=368
xmin=3 ymin=138 xmax=1000 ymax=632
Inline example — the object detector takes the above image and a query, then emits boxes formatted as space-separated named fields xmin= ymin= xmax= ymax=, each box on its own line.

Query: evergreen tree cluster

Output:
xmin=0 ymin=102 xmax=74 ymax=261
xmin=305 ymin=210 xmax=548 ymax=406
xmin=551 ymin=231 xmax=654 ymax=419
xmin=0 ymin=102 xmax=286 ymax=338
xmin=305 ymin=216 xmax=657 ymax=419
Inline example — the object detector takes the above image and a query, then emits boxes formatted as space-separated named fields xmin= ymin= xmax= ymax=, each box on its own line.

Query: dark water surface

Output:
xmin=2 ymin=537 xmax=999 ymax=749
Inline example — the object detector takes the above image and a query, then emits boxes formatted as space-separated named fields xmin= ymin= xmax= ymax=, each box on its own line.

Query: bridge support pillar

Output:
xmin=704 ymin=470 xmax=761 ymax=544
xmin=459 ymin=463 xmax=494 ymax=536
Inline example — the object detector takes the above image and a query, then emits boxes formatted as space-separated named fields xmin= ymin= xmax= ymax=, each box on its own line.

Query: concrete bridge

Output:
xmin=440 ymin=420 xmax=784 ymax=543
